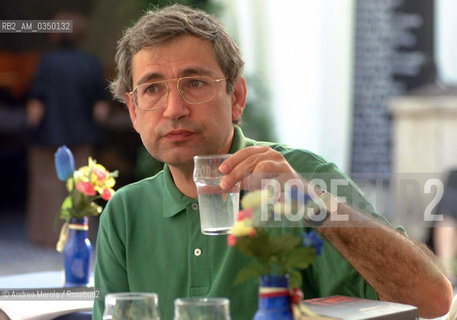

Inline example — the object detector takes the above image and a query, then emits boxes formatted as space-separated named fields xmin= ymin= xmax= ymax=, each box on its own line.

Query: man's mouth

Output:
xmin=164 ymin=130 xmax=194 ymax=141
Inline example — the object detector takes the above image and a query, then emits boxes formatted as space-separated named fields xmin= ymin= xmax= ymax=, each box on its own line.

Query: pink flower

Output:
xmin=248 ymin=229 xmax=256 ymax=237
xmin=76 ymin=181 xmax=96 ymax=196
xmin=227 ymin=234 xmax=237 ymax=247
xmin=93 ymin=167 xmax=107 ymax=181
xmin=101 ymin=188 xmax=113 ymax=201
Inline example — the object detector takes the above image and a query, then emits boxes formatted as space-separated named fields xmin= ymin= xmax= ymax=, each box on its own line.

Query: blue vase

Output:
xmin=63 ymin=217 xmax=92 ymax=286
xmin=253 ymin=275 xmax=294 ymax=320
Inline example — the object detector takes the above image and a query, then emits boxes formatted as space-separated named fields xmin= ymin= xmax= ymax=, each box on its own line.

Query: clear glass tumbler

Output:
xmin=173 ymin=297 xmax=231 ymax=320
xmin=193 ymin=154 xmax=240 ymax=235
xmin=103 ymin=292 xmax=160 ymax=320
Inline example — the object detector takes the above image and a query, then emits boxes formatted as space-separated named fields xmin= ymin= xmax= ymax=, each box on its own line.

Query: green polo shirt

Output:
xmin=93 ymin=126 xmax=379 ymax=320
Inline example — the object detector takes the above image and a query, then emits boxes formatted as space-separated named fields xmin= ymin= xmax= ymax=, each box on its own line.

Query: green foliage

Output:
xmin=234 ymin=262 xmax=263 ymax=286
xmin=232 ymin=228 xmax=317 ymax=289
xmin=231 ymin=190 xmax=324 ymax=289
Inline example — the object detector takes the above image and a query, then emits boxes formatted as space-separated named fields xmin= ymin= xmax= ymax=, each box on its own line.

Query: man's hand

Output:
xmin=219 ymin=146 xmax=302 ymax=192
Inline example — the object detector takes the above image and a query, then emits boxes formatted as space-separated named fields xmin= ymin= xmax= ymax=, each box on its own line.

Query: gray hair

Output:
xmin=110 ymin=4 xmax=244 ymax=105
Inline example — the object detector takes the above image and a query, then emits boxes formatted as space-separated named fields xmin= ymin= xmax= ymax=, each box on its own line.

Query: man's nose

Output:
xmin=162 ymin=83 xmax=190 ymax=119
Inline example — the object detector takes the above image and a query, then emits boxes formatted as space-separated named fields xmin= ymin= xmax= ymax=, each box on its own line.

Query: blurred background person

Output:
xmin=25 ymin=10 xmax=109 ymax=247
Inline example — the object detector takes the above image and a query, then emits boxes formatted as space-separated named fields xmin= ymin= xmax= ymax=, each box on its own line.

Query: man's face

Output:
xmin=126 ymin=35 xmax=245 ymax=168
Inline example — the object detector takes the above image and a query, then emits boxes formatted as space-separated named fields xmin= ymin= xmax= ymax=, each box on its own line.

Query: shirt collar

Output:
xmin=162 ymin=126 xmax=254 ymax=218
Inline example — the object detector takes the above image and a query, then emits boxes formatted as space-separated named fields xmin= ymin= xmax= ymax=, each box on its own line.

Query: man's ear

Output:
xmin=231 ymin=77 xmax=247 ymax=122
xmin=125 ymin=93 xmax=139 ymax=133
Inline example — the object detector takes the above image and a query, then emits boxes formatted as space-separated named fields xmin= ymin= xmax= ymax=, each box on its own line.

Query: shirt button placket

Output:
xmin=188 ymin=202 xmax=209 ymax=296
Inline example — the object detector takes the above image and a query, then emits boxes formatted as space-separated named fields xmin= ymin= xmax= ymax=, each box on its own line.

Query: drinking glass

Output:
xmin=193 ymin=154 xmax=240 ymax=235
xmin=173 ymin=297 xmax=231 ymax=320
xmin=103 ymin=292 xmax=160 ymax=320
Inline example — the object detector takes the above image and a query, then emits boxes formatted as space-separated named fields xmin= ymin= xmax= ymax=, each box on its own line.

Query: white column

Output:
xmin=215 ymin=0 xmax=355 ymax=172
xmin=264 ymin=0 xmax=355 ymax=171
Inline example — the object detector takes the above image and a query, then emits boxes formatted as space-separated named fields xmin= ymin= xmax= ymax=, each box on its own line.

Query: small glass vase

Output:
xmin=63 ymin=217 xmax=92 ymax=286
xmin=252 ymin=274 xmax=294 ymax=320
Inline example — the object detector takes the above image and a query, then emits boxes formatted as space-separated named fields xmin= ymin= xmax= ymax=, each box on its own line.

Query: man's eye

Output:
xmin=144 ymin=84 xmax=160 ymax=94
xmin=183 ymin=77 xmax=211 ymax=89
xmin=190 ymin=79 xmax=204 ymax=88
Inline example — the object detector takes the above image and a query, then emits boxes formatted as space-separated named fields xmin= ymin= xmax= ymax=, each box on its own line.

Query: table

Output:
xmin=0 ymin=271 xmax=93 ymax=320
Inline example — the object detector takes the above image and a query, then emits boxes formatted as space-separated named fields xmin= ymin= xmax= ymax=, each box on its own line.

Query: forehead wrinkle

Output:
xmin=131 ymin=37 xmax=222 ymax=87
xmin=136 ymin=72 xmax=164 ymax=86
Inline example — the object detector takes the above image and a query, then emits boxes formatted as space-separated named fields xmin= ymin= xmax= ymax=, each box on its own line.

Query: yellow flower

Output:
xmin=74 ymin=165 xmax=90 ymax=184
xmin=101 ymin=175 xmax=116 ymax=188
xmin=241 ymin=189 xmax=272 ymax=209
xmin=230 ymin=219 xmax=255 ymax=237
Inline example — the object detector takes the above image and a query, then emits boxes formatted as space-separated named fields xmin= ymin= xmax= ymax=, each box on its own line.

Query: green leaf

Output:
xmin=234 ymin=262 xmax=263 ymax=286
xmin=247 ymin=232 xmax=273 ymax=262
xmin=269 ymin=234 xmax=300 ymax=254
xmin=283 ymin=247 xmax=316 ymax=270
xmin=60 ymin=209 xmax=72 ymax=220
xmin=110 ymin=170 xmax=119 ymax=178
xmin=288 ymin=269 xmax=303 ymax=289
xmin=54 ymin=196 xmax=73 ymax=228
xmin=61 ymin=195 xmax=72 ymax=210
xmin=74 ymin=202 xmax=101 ymax=218
xmin=235 ymin=230 xmax=271 ymax=262
xmin=233 ymin=237 xmax=252 ymax=257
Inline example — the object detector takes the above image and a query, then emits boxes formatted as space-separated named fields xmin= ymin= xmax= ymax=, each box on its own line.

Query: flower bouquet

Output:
xmin=54 ymin=145 xmax=117 ymax=222
xmin=227 ymin=189 xmax=325 ymax=319
xmin=54 ymin=145 xmax=118 ymax=285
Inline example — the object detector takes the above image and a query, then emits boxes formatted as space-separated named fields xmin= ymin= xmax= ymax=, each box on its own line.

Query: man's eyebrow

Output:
xmin=136 ymin=73 xmax=164 ymax=87
xmin=134 ymin=68 xmax=217 ymax=87
xmin=180 ymin=68 xmax=214 ymax=77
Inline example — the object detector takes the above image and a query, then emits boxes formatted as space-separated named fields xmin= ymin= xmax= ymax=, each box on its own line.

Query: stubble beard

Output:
xmin=145 ymin=120 xmax=233 ymax=169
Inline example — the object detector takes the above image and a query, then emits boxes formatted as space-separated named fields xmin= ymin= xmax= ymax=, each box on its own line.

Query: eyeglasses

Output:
xmin=129 ymin=76 xmax=227 ymax=111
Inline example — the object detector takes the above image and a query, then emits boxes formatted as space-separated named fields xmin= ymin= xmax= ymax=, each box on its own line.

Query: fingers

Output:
xmin=219 ymin=146 xmax=297 ymax=191
xmin=219 ymin=146 xmax=270 ymax=174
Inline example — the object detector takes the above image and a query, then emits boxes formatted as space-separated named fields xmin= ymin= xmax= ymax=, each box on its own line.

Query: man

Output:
xmin=26 ymin=11 xmax=109 ymax=247
xmin=94 ymin=4 xmax=453 ymax=319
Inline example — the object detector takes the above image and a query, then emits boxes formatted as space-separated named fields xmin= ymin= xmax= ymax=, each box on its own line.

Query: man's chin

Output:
xmin=158 ymin=151 xmax=197 ymax=167
xmin=153 ymin=140 xmax=223 ymax=167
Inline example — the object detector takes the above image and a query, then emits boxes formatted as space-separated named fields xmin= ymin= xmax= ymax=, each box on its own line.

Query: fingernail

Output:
xmin=220 ymin=179 xmax=229 ymax=190
xmin=219 ymin=163 xmax=228 ymax=174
